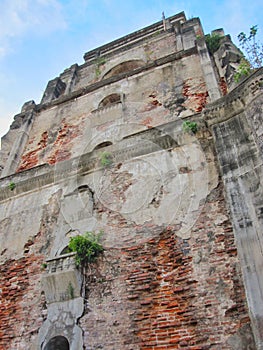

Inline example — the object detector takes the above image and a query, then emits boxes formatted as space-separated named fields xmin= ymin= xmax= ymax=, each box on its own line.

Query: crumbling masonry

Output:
xmin=0 ymin=12 xmax=263 ymax=350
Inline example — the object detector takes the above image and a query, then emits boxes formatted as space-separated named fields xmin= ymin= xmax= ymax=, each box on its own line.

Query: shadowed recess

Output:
xmin=44 ymin=336 xmax=70 ymax=350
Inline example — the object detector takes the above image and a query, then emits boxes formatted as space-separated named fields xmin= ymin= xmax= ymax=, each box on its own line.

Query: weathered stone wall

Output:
xmin=0 ymin=12 xmax=219 ymax=177
xmin=0 ymin=11 xmax=261 ymax=350
xmin=80 ymin=184 xmax=254 ymax=349
xmin=0 ymin=118 xmax=256 ymax=349
xmin=205 ymin=68 xmax=263 ymax=349
xmin=12 ymin=54 xmax=208 ymax=174
xmin=0 ymin=188 xmax=62 ymax=349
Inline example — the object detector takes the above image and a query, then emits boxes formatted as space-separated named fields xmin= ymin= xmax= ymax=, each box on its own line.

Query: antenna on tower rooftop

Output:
xmin=162 ymin=11 xmax=166 ymax=31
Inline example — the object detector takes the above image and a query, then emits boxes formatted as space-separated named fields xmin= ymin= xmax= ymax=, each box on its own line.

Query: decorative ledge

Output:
xmin=204 ymin=68 xmax=263 ymax=126
xmin=42 ymin=252 xmax=82 ymax=304
xmin=45 ymin=252 xmax=76 ymax=274
xmin=0 ymin=125 xmax=180 ymax=201
xmin=83 ymin=12 xmax=186 ymax=63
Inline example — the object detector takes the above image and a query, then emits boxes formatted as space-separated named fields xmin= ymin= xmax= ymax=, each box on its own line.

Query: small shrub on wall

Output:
xmin=100 ymin=151 xmax=113 ymax=167
xmin=205 ymin=33 xmax=222 ymax=54
xmin=8 ymin=182 xmax=16 ymax=191
xmin=68 ymin=232 xmax=103 ymax=267
xmin=182 ymin=120 xmax=198 ymax=134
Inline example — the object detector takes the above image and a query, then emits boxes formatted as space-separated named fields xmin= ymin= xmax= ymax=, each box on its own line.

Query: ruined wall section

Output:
xmin=205 ymin=68 xmax=263 ymax=349
xmin=212 ymin=34 xmax=244 ymax=92
xmin=13 ymin=54 xmax=209 ymax=173
xmin=80 ymin=197 xmax=254 ymax=349
xmin=74 ymin=31 xmax=177 ymax=92
xmin=41 ymin=13 xmax=188 ymax=105
xmin=77 ymin=123 xmax=254 ymax=349
xmin=0 ymin=12 xmax=260 ymax=349
xmin=0 ymin=101 xmax=37 ymax=177
xmin=0 ymin=186 xmax=63 ymax=349
xmin=0 ymin=13 xmax=222 ymax=178
xmin=0 ymin=117 xmax=255 ymax=349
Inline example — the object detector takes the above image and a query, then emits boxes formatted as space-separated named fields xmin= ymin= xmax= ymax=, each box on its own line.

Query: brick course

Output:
xmin=80 ymin=183 xmax=254 ymax=349
xmin=0 ymin=255 xmax=44 ymax=350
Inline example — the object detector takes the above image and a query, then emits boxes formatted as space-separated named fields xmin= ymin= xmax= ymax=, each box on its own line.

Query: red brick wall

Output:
xmin=80 ymin=182 xmax=254 ymax=349
xmin=0 ymin=255 xmax=44 ymax=350
xmin=0 ymin=192 xmax=60 ymax=350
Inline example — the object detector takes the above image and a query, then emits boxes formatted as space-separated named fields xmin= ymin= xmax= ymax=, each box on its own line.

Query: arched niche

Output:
xmin=98 ymin=93 xmax=121 ymax=109
xmin=93 ymin=141 xmax=113 ymax=151
xmin=102 ymin=59 xmax=145 ymax=80
xmin=44 ymin=336 xmax=69 ymax=350
xmin=60 ymin=246 xmax=70 ymax=255
xmin=77 ymin=184 xmax=91 ymax=193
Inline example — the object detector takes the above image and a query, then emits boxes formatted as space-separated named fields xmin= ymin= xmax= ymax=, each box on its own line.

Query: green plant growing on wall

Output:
xmin=41 ymin=263 xmax=47 ymax=270
xmin=8 ymin=182 xmax=16 ymax=191
xmin=95 ymin=57 xmax=106 ymax=78
xmin=182 ymin=120 xmax=198 ymax=134
xmin=68 ymin=231 xmax=104 ymax=267
xmin=205 ymin=33 xmax=222 ymax=54
xmin=96 ymin=57 xmax=106 ymax=66
xmin=95 ymin=67 xmax=101 ymax=77
xmin=234 ymin=58 xmax=251 ymax=82
xmin=152 ymin=29 xmax=161 ymax=37
xmin=100 ymin=151 xmax=113 ymax=167
xmin=67 ymin=282 xmax=75 ymax=299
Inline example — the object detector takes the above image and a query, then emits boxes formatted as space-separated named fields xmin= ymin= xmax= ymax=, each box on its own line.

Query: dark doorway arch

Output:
xmin=44 ymin=336 xmax=70 ymax=350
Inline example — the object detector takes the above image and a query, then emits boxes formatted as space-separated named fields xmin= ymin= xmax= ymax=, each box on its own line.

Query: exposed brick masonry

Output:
xmin=0 ymin=254 xmax=44 ymax=350
xmin=80 ymin=183 xmax=253 ymax=349
xmin=17 ymin=118 xmax=82 ymax=172
xmin=183 ymin=79 xmax=208 ymax=112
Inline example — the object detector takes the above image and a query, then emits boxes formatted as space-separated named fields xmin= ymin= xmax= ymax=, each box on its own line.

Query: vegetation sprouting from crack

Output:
xmin=68 ymin=231 xmax=104 ymax=267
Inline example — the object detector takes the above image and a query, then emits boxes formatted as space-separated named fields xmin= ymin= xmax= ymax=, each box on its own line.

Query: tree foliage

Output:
xmin=238 ymin=25 xmax=263 ymax=68
xmin=234 ymin=25 xmax=263 ymax=82
xmin=234 ymin=58 xmax=251 ymax=82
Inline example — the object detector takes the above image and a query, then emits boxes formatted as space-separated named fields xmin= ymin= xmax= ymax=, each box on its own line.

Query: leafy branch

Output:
xmin=238 ymin=25 xmax=263 ymax=69
xmin=234 ymin=58 xmax=251 ymax=82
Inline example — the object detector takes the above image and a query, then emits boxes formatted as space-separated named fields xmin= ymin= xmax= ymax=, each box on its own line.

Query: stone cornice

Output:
xmin=35 ymin=47 xmax=198 ymax=114
xmin=83 ymin=12 xmax=186 ymax=63
xmin=203 ymin=68 xmax=263 ymax=126
xmin=0 ymin=123 xmax=180 ymax=201
xmin=9 ymin=46 xmax=198 ymax=126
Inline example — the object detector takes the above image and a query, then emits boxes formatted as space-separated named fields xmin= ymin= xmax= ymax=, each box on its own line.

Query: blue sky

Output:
xmin=0 ymin=0 xmax=262 ymax=140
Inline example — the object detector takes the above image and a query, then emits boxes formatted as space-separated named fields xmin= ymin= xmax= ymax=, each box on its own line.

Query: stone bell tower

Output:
xmin=0 ymin=11 xmax=263 ymax=350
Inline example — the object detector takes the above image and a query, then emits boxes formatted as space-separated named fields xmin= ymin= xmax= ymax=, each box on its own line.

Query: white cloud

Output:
xmin=0 ymin=0 xmax=67 ymax=57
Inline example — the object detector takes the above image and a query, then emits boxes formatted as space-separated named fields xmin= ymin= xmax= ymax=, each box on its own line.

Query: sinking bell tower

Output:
xmin=0 ymin=12 xmax=263 ymax=350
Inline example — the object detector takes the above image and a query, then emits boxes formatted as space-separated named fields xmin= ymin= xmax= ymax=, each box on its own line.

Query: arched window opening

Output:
xmin=44 ymin=336 xmax=69 ymax=350
xmin=98 ymin=93 xmax=121 ymax=109
xmin=102 ymin=60 xmax=145 ymax=80
xmin=93 ymin=141 xmax=113 ymax=151
xmin=60 ymin=246 xmax=70 ymax=255
xmin=77 ymin=185 xmax=90 ymax=193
